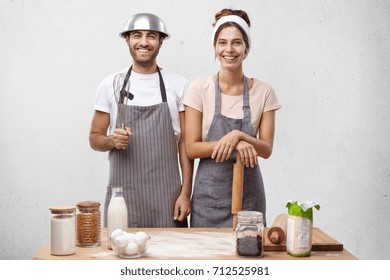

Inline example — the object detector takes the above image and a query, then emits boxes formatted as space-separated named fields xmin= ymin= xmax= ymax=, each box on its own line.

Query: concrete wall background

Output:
xmin=1 ymin=0 xmax=389 ymax=259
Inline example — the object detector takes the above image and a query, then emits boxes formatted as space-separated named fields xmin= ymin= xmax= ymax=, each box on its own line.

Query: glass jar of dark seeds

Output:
xmin=235 ymin=211 xmax=264 ymax=258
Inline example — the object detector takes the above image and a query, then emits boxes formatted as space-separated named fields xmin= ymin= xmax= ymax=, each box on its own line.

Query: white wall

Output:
xmin=1 ymin=0 xmax=389 ymax=260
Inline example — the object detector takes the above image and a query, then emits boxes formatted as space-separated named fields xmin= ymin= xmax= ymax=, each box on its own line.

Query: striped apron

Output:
xmin=104 ymin=66 xmax=187 ymax=228
xmin=190 ymin=73 xmax=267 ymax=227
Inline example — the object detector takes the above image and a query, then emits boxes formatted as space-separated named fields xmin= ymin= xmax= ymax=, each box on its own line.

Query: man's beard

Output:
xmin=130 ymin=48 xmax=160 ymax=69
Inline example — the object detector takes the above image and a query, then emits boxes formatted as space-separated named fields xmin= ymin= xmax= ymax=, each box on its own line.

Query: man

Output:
xmin=89 ymin=13 xmax=193 ymax=227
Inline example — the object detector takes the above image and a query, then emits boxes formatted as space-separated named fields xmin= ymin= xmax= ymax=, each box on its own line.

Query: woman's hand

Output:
xmin=236 ymin=140 xmax=258 ymax=167
xmin=211 ymin=130 xmax=241 ymax=162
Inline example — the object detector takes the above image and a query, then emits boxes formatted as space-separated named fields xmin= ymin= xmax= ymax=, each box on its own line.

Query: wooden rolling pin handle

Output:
xmin=232 ymin=215 xmax=238 ymax=230
xmin=231 ymin=154 xmax=244 ymax=230
xmin=267 ymin=214 xmax=287 ymax=244
xmin=231 ymin=154 xmax=244 ymax=214
xmin=268 ymin=228 xmax=283 ymax=244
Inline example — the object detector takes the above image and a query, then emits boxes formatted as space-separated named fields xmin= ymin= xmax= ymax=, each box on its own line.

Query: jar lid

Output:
xmin=76 ymin=201 xmax=101 ymax=209
xmin=49 ymin=206 xmax=76 ymax=214
xmin=237 ymin=211 xmax=263 ymax=223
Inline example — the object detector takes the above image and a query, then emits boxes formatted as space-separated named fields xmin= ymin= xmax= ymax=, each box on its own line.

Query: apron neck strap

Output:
xmin=119 ymin=66 xmax=133 ymax=104
xmin=242 ymin=75 xmax=251 ymax=121
xmin=215 ymin=72 xmax=251 ymax=120
xmin=156 ymin=66 xmax=167 ymax=103
xmin=119 ymin=65 xmax=167 ymax=104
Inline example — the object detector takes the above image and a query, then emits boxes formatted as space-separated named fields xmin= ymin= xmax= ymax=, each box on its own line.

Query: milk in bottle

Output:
xmin=107 ymin=186 xmax=128 ymax=249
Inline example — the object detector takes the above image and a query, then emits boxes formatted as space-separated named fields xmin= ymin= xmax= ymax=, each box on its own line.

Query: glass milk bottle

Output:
xmin=107 ymin=186 xmax=128 ymax=249
xmin=49 ymin=206 xmax=76 ymax=256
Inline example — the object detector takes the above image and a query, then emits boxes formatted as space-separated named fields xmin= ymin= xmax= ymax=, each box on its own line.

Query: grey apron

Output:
xmin=190 ymin=73 xmax=266 ymax=227
xmin=104 ymin=66 xmax=187 ymax=228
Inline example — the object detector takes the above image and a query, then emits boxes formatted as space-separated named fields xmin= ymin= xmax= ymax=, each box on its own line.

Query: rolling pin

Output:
xmin=267 ymin=214 xmax=287 ymax=244
xmin=231 ymin=153 xmax=244 ymax=230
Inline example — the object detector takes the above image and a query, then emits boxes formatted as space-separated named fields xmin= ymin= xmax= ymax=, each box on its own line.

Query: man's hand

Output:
xmin=174 ymin=192 xmax=191 ymax=222
xmin=113 ymin=127 xmax=132 ymax=149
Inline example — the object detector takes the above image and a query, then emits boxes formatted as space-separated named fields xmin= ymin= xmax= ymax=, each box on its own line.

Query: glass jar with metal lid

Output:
xmin=76 ymin=201 xmax=101 ymax=247
xmin=235 ymin=211 xmax=264 ymax=257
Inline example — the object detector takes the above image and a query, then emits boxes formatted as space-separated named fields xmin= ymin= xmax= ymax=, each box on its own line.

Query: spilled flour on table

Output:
xmin=145 ymin=231 xmax=236 ymax=259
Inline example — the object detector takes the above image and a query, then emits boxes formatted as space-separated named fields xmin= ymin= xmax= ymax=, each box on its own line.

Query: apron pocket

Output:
xmin=196 ymin=179 xmax=232 ymax=209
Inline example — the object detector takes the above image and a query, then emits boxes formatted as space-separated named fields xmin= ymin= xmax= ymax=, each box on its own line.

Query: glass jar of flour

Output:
xmin=49 ymin=206 xmax=76 ymax=256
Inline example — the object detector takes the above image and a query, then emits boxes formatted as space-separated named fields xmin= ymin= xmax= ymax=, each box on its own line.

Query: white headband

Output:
xmin=212 ymin=15 xmax=251 ymax=48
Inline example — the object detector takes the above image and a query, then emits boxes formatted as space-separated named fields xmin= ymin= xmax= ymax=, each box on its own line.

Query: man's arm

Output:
xmin=89 ymin=111 xmax=115 ymax=151
xmin=174 ymin=111 xmax=194 ymax=221
xmin=89 ymin=110 xmax=131 ymax=152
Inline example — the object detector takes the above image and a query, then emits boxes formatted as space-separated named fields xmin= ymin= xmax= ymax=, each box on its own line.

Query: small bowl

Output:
xmin=112 ymin=235 xmax=151 ymax=259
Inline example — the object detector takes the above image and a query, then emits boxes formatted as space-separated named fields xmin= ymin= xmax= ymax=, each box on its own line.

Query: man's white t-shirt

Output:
xmin=94 ymin=68 xmax=187 ymax=140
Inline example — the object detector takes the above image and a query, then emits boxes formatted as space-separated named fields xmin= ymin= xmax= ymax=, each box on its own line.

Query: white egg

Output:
xmin=110 ymin=228 xmax=124 ymax=240
xmin=136 ymin=240 xmax=148 ymax=253
xmin=124 ymin=242 xmax=139 ymax=255
xmin=124 ymin=232 xmax=136 ymax=243
xmin=135 ymin=231 xmax=148 ymax=240
xmin=113 ymin=235 xmax=128 ymax=248
xmin=135 ymin=231 xmax=149 ymax=251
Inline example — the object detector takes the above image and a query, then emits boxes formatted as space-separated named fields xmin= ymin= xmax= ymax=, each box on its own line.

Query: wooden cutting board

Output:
xmin=264 ymin=227 xmax=343 ymax=251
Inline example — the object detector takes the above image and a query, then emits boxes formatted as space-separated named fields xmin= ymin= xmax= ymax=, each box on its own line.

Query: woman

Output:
xmin=184 ymin=9 xmax=281 ymax=227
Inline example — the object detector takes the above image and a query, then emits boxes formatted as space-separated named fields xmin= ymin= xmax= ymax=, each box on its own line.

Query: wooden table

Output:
xmin=33 ymin=228 xmax=357 ymax=260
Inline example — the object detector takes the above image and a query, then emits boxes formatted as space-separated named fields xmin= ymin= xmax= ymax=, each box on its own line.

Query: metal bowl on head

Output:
xmin=119 ymin=13 xmax=170 ymax=39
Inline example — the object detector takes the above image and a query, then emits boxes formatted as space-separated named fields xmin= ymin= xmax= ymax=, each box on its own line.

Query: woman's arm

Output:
xmin=236 ymin=110 xmax=276 ymax=165
xmin=185 ymin=104 xmax=277 ymax=167
xmin=211 ymin=110 xmax=276 ymax=167
xmin=185 ymin=106 xmax=218 ymax=159
xmin=240 ymin=110 xmax=275 ymax=158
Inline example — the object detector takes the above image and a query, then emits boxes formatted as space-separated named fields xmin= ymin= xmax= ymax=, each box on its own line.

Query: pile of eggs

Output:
xmin=111 ymin=228 xmax=150 ymax=258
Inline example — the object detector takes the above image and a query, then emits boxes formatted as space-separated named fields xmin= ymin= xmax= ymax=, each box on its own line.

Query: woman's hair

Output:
xmin=212 ymin=9 xmax=251 ymax=48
